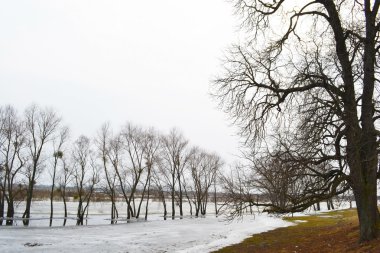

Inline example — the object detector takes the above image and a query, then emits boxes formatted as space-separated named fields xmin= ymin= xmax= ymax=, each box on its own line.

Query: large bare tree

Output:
xmin=72 ymin=135 xmax=99 ymax=225
xmin=161 ymin=128 xmax=189 ymax=219
xmin=0 ymin=106 xmax=26 ymax=225
xmin=122 ymin=123 xmax=146 ymax=219
xmin=187 ymin=148 xmax=222 ymax=216
xmin=95 ymin=123 xmax=119 ymax=224
xmin=213 ymin=0 xmax=380 ymax=241
xmin=22 ymin=105 xmax=61 ymax=226
xmin=138 ymin=128 xmax=161 ymax=220
xmin=49 ymin=126 xmax=69 ymax=226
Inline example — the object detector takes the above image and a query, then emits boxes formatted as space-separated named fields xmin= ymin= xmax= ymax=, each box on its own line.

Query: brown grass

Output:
xmin=214 ymin=209 xmax=380 ymax=253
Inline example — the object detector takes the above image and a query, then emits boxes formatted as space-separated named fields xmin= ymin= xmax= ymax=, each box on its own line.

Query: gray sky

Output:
xmin=0 ymin=0 xmax=241 ymax=163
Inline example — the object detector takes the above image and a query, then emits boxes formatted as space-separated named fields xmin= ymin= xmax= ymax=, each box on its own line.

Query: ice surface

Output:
xmin=0 ymin=201 xmax=292 ymax=253
xmin=2 ymin=200 xmax=355 ymax=252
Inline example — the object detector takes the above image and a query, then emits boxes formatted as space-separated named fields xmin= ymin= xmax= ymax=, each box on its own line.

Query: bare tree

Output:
xmin=72 ymin=135 xmax=99 ymax=225
xmin=22 ymin=105 xmax=61 ymax=226
xmin=137 ymin=128 xmax=161 ymax=220
xmin=95 ymin=123 xmax=119 ymax=224
xmin=107 ymin=132 xmax=131 ymax=219
xmin=200 ymin=153 xmax=222 ymax=215
xmin=0 ymin=106 xmax=26 ymax=225
xmin=49 ymin=126 xmax=69 ymax=226
xmin=161 ymin=128 xmax=189 ymax=219
xmin=187 ymin=148 xmax=222 ymax=216
xmin=213 ymin=0 xmax=380 ymax=241
xmin=122 ymin=123 xmax=146 ymax=219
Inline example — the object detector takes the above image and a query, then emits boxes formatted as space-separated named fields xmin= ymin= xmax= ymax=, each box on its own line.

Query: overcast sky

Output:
xmin=0 ymin=0 xmax=241 ymax=163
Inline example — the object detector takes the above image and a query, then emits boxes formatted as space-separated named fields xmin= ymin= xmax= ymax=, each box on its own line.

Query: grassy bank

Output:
xmin=215 ymin=209 xmax=380 ymax=253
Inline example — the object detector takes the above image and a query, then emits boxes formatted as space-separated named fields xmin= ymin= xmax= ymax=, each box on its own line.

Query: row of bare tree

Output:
xmin=0 ymin=104 xmax=223 ymax=226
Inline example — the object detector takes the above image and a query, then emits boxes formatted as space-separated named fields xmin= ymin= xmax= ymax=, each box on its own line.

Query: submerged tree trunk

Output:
xmin=85 ymin=204 xmax=89 ymax=226
xmin=0 ymin=190 xmax=4 ymax=226
xmin=145 ymin=176 xmax=151 ymax=221
xmin=159 ymin=190 xmax=167 ymax=220
xmin=110 ymin=192 xmax=118 ymax=224
xmin=23 ymin=176 xmax=36 ymax=226
xmin=184 ymin=193 xmax=192 ymax=216
xmin=171 ymin=174 xmax=175 ymax=220
xmin=6 ymin=199 xmax=14 ymax=226
xmin=177 ymin=170 xmax=183 ymax=219
xmin=214 ymin=183 xmax=218 ymax=216
xmin=77 ymin=200 xmax=84 ymax=225
xmin=132 ymin=195 xmax=136 ymax=217
xmin=63 ymin=195 xmax=67 ymax=226
xmin=137 ymin=174 xmax=150 ymax=219
xmin=49 ymin=157 xmax=59 ymax=227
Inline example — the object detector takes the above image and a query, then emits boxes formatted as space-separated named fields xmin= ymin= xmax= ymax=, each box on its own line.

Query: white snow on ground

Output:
xmin=0 ymin=212 xmax=291 ymax=253
xmin=1 ymin=200 xmax=357 ymax=252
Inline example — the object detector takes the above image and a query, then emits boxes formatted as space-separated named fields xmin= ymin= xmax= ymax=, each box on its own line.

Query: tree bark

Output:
xmin=23 ymin=175 xmax=36 ymax=226
xmin=177 ymin=169 xmax=183 ymax=219
xmin=6 ymin=199 xmax=14 ymax=226
xmin=171 ymin=174 xmax=175 ymax=220
xmin=63 ymin=193 xmax=67 ymax=226
xmin=352 ymin=171 xmax=379 ymax=241
xmin=0 ymin=188 xmax=4 ymax=226
xmin=49 ymin=157 xmax=59 ymax=227
xmin=145 ymin=176 xmax=151 ymax=221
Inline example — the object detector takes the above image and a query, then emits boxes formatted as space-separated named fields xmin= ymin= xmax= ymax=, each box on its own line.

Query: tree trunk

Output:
xmin=162 ymin=192 xmax=167 ymax=220
xmin=85 ymin=204 xmax=89 ymax=226
xmin=195 ymin=200 xmax=200 ymax=217
xmin=0 ymin=192 xmax=4 ymax=226
xmin=352 ymin=176 xmax=379 ymax=241
xmin=214 ymin=184 xmax=218 ymax=216
xmin=186 ymin=195 xmax=192 ymax=216
xmin=22 ymin=182 xmax=34 ymax=226
xmin=330 ymin=199 xmax=335 ymax=210
xmin=163 ymin=204 xmax=167 ymax=220
xmin=6 ymin=199 xmax=14 ymax=226
xmin=77 ymin=200 xmax=83 ymax=225
xmin=171 ymin=174 xmax=175 ymax=220
xmin=63 ymin=194 xmax=67 ymax=226
xmin=126 ymin=199 xmax=131 ymax=219
xmin=49 ymin=185 xmax=55 ymax=226
xmin=177 ymin=171 xmax=183 ymax=219
xmin=23 ymin=159 xmax=40 ymax=226
xmin=49 ymin=158 xmax=58 ymax=227
xmin=127 ymin=202 xmax=134 ymax=219
xmin=132 ymin=195 xmax=136 ymax=217
xmin=137 ymin=174 xmax=150 ymax=219
xmin=114 ymin=204 xmax=118 ymax=224
xmin=145 ymin=176 xmax=151 ymax=221
xmin=110 ymin=192 xmax=117 ymax=224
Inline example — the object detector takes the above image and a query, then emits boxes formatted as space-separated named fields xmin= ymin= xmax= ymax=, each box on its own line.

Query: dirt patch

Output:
xmin=214 ymin=209 xmax=380 ymax=253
